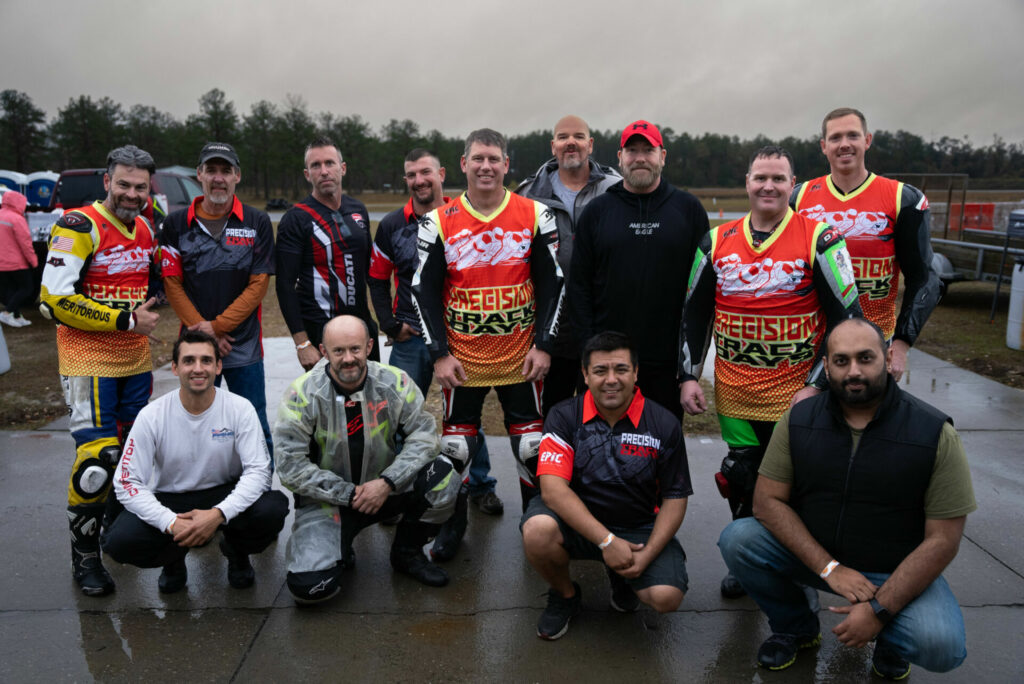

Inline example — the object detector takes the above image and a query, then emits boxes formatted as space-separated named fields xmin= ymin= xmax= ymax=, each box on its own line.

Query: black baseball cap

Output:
xmin=198 ymin=142 xmax=240 ymax=168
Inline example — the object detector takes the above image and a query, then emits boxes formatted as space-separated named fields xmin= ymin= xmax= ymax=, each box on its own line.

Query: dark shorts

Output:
xmin=521 ymin=496 xmax=689 ymax=593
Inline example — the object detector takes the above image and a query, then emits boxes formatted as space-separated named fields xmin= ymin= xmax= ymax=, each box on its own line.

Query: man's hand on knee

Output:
xmin=171 ymin=508 xmax=225 ymax=547
xmin=352 ymin=478 xmax=392 ymax=515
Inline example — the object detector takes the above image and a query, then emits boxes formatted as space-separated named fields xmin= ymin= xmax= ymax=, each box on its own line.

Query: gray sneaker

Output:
xmin=470 ymin=491 xmax=504 ymax=515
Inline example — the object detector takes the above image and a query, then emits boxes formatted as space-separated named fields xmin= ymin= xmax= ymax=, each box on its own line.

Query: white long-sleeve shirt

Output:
xmin=113 ymin=387 xmax=273 ymax=533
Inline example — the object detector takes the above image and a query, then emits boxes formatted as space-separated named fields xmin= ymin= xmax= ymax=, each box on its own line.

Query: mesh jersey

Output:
xmin=684 ymin=209 xmax=858 ymax=422
xmin=793 ymin=174 xmax=925 ymax=338
xmin=414 ymin=192 xmax=561 ymax=387
xmin=39 ymin=201 xmax=155 ymax=376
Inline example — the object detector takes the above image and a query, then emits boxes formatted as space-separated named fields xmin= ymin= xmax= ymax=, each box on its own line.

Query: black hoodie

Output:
xmin=567 ymin=178 xmax=709 ymax=364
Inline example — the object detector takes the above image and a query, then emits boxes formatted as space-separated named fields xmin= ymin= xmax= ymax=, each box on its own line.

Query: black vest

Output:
xmin=788 ymin=378 xmax=951 ymax=573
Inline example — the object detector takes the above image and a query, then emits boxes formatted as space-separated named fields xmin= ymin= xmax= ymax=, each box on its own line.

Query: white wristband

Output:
xmin=819 ymin=560 xmax=839 ymax=579
xmin=296 ymin=340 xmax=312 ymax=350
xmin=598 ymin=533 xmax=615 ymax=549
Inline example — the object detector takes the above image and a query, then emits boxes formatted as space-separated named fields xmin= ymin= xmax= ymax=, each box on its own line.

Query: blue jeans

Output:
xmin=217 ymin=360 xmax=273 ymax=463
xmin=388 ymin=336 xmax=433 ymax=397
xmin=718 ymin=517 xmax=967 ymax=673
xmin=388 ymin=335 xmax=496 ymax=496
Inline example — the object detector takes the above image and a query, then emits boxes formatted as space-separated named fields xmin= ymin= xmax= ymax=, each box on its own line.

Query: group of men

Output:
xmin=37 ymin=106 xmax=973 ymax=679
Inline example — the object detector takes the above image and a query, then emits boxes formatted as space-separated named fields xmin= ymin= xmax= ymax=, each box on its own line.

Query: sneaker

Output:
xmin=220 ymin=539 xmax=255 ymax=589
xmin=872 ymin=642 xmax=911 ymax=680
xmin=72 ymin=547 xmax=115 ymax=597
xmin=12 ymin=315 xmax=30 ymax=327
xmin=721 ymin=572 xmax=746 ymax=598
xmin=537 ymin=582 xmax=582 ymax=640
xmin=607 ymin=567 xmax=639 ymax=613
xmin=158 ymin=557 xmax=188 ymax=594
xmin=470 ymin=491 xmax=504 ymax=515
xmin=0 ymin=311 xmax=16 ymax=327
xmin=390 ymin=550 xmax=449 ymax=587
xmin=757 ymin=632 xmax=821 ymax=670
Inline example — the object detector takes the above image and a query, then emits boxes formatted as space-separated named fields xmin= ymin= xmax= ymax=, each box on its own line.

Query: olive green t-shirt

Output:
xmin=759 ymin=408 xmax=977 ymax=519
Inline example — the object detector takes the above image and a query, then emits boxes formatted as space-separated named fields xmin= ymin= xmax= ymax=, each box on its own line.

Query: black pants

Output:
xmin=0 ymin=269 xmax=35 ymax=316
xmin=103 ymin=483 xmax=288 ymax=568
xmin=637 ymin=360 xmax=683 ymax=420
xmin=541 ymin=354 xmax=584 ymax=418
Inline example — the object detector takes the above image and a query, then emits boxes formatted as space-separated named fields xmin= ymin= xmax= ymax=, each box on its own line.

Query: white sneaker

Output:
xmin=12 ymin=316 xmax=30 ymax=327
xmin=0 ymin=311 xmax=17 ymax=326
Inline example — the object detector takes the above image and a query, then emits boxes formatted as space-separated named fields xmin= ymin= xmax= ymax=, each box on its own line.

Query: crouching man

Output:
xmin=275 ymin=315 xmax=460 ymax=602
xmin=105 ymin=330 xmax=289 ymax=593
xmin=521 ymin=331 xmax=692 ymax=640
xmin=719 ymin=318 xmax=975 ymax=679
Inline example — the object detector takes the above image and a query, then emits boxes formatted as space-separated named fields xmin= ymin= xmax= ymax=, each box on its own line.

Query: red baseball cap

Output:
xmin=620 ymin=120 xmax=663 ymax=148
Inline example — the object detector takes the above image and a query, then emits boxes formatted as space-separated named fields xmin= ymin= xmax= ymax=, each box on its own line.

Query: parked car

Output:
xmin=46 ymin=167 xmax=202 ymax=216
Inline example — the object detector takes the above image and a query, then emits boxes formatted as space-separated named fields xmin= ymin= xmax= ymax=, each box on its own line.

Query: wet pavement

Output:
xmin=1 ymin=341 xmax=1022 ymax=682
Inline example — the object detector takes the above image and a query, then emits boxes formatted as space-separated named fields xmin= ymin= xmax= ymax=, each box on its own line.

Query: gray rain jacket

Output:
xmin=274 ymin=359 xmax=440 ymax=507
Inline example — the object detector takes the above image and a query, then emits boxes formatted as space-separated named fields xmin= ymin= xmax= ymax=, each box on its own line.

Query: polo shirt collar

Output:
xmin=582 ymin=388 xmax=645 ymax=428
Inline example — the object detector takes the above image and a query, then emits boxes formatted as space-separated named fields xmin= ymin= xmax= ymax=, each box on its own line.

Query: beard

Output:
xmin=830 ymin=371 xmax=888 ymax=406
xmin=621 ymin=163 xmax=661 ymax=191
xmin=113 ymin=204 xmax=142 ymax=223
xmin=559 ymin=153 xmax=584 ymax=170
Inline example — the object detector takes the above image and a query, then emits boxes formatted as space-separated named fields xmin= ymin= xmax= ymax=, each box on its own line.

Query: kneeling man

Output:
xmin=106 ymin=330 xmax=288 ymax=593
xmin=275 ymin=315 xmax=460 ymax=602
xmin=521 ymin=331 xmax=692 ymax=640
xmin=719 ymin=318 xmax=975 ymax=679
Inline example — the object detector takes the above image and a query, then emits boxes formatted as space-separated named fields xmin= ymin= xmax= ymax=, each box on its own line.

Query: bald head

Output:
xmin=825 ymin=317 xmax=886 ymax=357
xmin=554 ymin=115 xmax=590 ymax=137
xmin=322 ymin=315 xmax=370 ymax=345
xmin=551 ymin=115 xmax=594 ymax=172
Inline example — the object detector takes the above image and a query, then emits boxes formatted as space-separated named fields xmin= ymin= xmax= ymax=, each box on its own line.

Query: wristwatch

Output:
xmin=868 ymin=598 xmax=892 ymax=625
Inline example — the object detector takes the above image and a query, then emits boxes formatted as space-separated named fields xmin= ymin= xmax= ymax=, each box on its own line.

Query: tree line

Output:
xmin=2 ymin=88 xmax=1022 ymax=198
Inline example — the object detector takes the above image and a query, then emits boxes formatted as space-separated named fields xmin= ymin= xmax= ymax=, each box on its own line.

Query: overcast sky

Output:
xmin=3 ymin=0 xmax=1022 ymax=145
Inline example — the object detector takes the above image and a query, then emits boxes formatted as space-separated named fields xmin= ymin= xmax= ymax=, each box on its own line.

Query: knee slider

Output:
xmin=440 ymin=431 xmax=482 ymax=473
xmin=509 ymin=422 xmax=543 ymax=468
xmin=69 ymin=441 xmax=120 ymax=504
xmin=287 ymin=569 xmax=341 ymax=604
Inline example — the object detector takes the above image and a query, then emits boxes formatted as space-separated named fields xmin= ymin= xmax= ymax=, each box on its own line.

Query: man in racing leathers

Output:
xmin=413 ymin=128 xmax=562 ymax=562
xmin=679 ymin=146 xmax=861 ymax=599
xmin=276 ymin=137 xmax=378 ymax=371
xmin=39 ymin=145 xmax=162 ymax=596
xmin=791 ymin=108 xmax=941 ymax=380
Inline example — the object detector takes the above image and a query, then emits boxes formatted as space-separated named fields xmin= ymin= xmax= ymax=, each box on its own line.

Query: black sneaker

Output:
xmin=757 ymin=632 xmax=821 ymax=670
xmin=220 ymin=539 xmax=255 ymax=589
xmin=72 ymin=547 xmax=115 ymax=597
xmin=390 ymin=550 xmax=449 ymax=587
xmin=720 ymin=572 xmax=746 ymax=598
xmin=872 ymin=642 xmax=911 ymax=680
xmin=607 ymin=567 xmax=639 ymax=613
xmin=158 ymin=557 xmax=188 ymax=594
xmin=470 ymin=491 xmax=504 ymax=516
xmin=537 ymin=582 xmax=582 ymax=640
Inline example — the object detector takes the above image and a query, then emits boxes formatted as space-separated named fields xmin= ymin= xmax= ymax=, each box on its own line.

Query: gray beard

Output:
xmin=113 ymin=206 xmax=141 ymax=223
